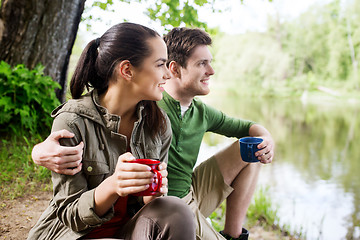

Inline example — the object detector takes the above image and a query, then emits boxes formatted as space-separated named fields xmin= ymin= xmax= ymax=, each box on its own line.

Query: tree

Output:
xmin=0 ymin=0 xmax=86 ymax=102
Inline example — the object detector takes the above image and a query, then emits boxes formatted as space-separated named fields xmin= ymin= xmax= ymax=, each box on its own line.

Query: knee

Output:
xmin=148 ymin=196 xmax=194 ymax=221
xmin=137 ymin=197 xmax=195 ymax=239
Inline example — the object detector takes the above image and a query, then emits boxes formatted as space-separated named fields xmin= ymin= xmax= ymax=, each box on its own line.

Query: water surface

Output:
xmin=197 ymin=94 xmax=360 ymax=240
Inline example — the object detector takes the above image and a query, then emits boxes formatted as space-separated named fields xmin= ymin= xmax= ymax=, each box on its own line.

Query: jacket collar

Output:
xmin=51 ymin=90 xmax=146 ymax=133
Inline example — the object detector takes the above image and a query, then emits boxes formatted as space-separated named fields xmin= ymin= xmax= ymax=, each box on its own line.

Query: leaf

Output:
xmin=0 ymin=61 xmax=12 ymax=80
xmin=0 ymin=110 xmax=12 ymax=125
xmin=0 ymin=96 xmax=14 ymax=111
xmin=194 ymin=0 xmax=209 ymax=6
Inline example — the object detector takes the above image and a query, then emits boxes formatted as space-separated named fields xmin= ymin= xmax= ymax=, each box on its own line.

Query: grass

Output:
xmin=0 ymin=133 xmax=52 ymax=199
xmin=209 ymin=186 xmax=305 ymax=239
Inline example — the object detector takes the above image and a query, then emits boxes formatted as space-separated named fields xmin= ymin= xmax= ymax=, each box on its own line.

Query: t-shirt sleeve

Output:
xmin=205 ymin=103 xmax=255 ymax=138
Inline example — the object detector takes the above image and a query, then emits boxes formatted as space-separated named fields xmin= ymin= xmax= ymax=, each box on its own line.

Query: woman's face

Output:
xmin=132 ymin=36 xmax=170 ymax=101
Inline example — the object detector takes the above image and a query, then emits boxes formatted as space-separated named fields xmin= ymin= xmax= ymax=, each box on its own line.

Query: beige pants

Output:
xmin=182 ymin=156 xmax=233 ymax=240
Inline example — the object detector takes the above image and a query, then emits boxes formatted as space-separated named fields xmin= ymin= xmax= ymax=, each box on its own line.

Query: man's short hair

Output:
xmin=164 ymin=27 xmax=212 ymax=68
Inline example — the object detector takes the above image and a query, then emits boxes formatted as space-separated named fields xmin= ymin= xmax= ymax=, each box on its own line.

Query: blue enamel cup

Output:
xmin=239 ymin=137 xmax=263 ymax=162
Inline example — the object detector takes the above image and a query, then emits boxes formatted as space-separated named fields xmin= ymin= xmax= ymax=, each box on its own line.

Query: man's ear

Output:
xmin=168 ymin=61 xmax=181 ymax=79
xmin=117 ymin=60 xmax=133 ymax=81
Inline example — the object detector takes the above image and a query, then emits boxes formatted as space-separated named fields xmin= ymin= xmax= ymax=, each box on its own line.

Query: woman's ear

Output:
xmin=168 ymin=61 xmax=181 ymax=79
xmin=117 ymin=60 xmax=133 ymax=81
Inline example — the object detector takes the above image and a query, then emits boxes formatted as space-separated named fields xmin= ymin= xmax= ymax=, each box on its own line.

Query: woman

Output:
xmin=28 ymin=22 xmax=195 ymax=239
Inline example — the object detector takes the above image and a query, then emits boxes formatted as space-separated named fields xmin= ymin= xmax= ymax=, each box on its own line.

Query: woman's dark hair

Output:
xmin=70 ymin=22 xmax=166 ymax=137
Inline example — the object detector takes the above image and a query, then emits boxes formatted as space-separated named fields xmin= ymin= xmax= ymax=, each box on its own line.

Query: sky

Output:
xmin=79 ymin=0 xmax=332 ymax=42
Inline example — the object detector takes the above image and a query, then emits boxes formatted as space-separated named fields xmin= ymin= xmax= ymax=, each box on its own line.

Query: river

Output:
xmin=196 ymin=94 xmax=360 ymax=240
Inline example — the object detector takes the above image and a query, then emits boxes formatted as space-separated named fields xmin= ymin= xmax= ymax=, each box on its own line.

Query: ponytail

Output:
xmin=70 ymin=39 xmax=105 ymax=99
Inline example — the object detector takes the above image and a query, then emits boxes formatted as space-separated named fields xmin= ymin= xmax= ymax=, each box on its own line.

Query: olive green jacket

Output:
xmin=28 ymin=90 xmax=172 ymax=240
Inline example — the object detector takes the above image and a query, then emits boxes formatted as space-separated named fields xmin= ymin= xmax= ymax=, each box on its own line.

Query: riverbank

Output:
xmin=0 ymin=190 xmax=301 ymax=240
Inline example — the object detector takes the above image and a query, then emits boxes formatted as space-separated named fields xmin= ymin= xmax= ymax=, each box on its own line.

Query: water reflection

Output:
xmin=197 ymin=94 xmax=360 ymax=240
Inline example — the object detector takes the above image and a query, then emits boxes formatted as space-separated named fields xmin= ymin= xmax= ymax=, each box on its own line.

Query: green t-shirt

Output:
xmin=158 ymin=91 xmax=254 ymax=198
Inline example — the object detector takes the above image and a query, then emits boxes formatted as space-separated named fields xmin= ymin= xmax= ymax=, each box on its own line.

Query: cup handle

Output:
xmin=153 ymin=169 xmax=162 ymax=192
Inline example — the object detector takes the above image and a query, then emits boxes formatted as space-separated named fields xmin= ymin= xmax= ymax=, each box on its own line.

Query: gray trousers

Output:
xmin=115 ymin=196 xmax=195 ymax=240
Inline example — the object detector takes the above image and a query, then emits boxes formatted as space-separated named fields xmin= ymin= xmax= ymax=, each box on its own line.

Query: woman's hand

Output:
xmin=94 ymin=152 xmax=155 ymax=216
xmin=113 ymin=153 xmax=155 ymax=197
xmin=143 ymin=162 xmax=168 ymax=204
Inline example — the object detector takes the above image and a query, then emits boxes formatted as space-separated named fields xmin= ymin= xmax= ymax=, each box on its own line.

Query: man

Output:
xmin=32 ymin=27 xmax=274 ymax=240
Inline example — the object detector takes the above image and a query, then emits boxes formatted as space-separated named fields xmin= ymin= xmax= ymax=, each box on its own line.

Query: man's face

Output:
xmin=178 ymin=45 xmax=215 ymax=97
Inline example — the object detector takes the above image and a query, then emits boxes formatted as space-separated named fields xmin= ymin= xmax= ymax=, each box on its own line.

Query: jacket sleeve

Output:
xmin=50 ymin=113 xmax=114 ymax=232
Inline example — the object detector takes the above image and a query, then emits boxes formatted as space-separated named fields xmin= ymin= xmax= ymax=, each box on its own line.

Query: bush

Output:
xmin=0 ymin=61 xmax=61 ymax=135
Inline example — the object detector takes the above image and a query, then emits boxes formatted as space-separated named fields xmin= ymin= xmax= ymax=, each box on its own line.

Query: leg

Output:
xmin=189 ymin=157 xmax=233 ymax=239
xmin=118 ymin=196 xmax=195 ymax=240
xmin=214 ymin=140 xmax=261 ymax=238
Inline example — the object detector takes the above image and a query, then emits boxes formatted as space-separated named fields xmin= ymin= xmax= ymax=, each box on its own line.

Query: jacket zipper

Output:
xmin=131 ymin=121 xmax=141 ymax=159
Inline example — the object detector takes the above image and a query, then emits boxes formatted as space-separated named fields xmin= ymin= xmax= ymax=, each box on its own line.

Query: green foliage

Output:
xmin=210 ymin=0 xmax=360 ymax=98
xmin=83 ymin=0 xmax=210 ymax=30
xmin=246 ymin=186 xmax=279 ymax=227
xmin=92 ymin=0 xmax=115 ymax=10
xmin=276 ymin=0 xmax=360 ymax=91
xmin=82 ymin=0 xmax=117 ymax=30
xmin=146 ymin=0 xmax=207 ymax=30
xmin=0 ymin=134 xmax=51 ymax=199
xmin=249 ymin=186 xmax=305 ymax=238
xmin=211 ymin=32 xmax=292 ymax=97
xmin=0 ymin=61 xmax=61 ymax=136
xmin=209 ymin=201 xmax=226 ymax=232
xmin=82 ymin=0 xmax=273 ymax=32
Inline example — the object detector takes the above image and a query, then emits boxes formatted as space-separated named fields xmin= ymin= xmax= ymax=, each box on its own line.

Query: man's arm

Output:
xmin=32 ymin=129 xmax=83 ymax=175
xmin=249 ymin=124 xmax=275 ymax=164
xmin=204 ymin=103 xmax=275 ymax=164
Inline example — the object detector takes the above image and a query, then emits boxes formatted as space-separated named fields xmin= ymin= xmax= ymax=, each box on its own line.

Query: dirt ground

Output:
xmin=0 ymin=191 xmax=292 ymax=240
xmin=0 ymin=191 xmax=51 ymax=240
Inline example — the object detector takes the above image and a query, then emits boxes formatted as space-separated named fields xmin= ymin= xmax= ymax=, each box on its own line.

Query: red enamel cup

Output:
xmin=131 ymin=159 xmax=162 ymax=196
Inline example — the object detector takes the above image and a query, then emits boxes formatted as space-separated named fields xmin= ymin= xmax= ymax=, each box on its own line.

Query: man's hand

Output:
xmin=249 ymin=124 xmax=275 ymax=164
xmin=32 ymin=129 xmax=83 ymax=175
xmin=255 ymin=136 xmax=275 ymax=164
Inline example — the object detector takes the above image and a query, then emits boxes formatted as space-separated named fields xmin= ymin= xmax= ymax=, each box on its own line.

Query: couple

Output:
xmin=29 ymin=22 xmax=274 ymax=240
